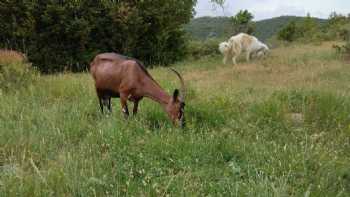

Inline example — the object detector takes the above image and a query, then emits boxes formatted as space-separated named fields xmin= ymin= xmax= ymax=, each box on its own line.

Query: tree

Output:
xmin=328 ymin=12 xmax=347 ymax=26
xmin=326 ymin=12 xmax=350 ymax=40
xmin=0 ymin=0 xmax=197 ymax=72
xmin=277 ymin=21 xmax=297 ymax=42
xmin=210 ymin=0 xmax=226 ymax=7
xmin=298 ymin=13 xmax=318 ymax=38
xmin=231 ymin=10 xmax=255 ymax=34
xmin=277 ymin=14 xmax=321 ymax=42
xmin=0 ymin=0 xmax=35 ymax=51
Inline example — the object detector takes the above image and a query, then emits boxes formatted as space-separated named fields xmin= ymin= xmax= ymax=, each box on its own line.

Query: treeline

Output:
xmin=278 ymin=12 xmax=350 ymax=42
xmin=185 ymin=15 xmax=327 ymax=41
xmin=0 ymin=0 xmax=196 ymax=72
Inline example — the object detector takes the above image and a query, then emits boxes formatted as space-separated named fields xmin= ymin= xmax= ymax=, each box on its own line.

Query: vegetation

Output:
xmin=277 ymin=14 xmax=321 ymax=42
xmin=185 ymin=16 xmax=233 ymax=39
xmin=185 ymin=16 xmax=327 ymax=41
xmin=231 ymin=10 xmax=255 ymax=35
xmin=277 ymin=21 xmax=298 ymax=42
xmin=186 ymin=38 xmax=221 ymax=59
xmin=0 ymin=0 xmax=196 ymax=72
xmin=1 ymin=1 xmax=350 ymax=195
xmin=1 ymin=42 xmax=349 ymax=196
xmin=0 ymin=50 xmax=37 ymax=92
xmin=277 ymin=13 xmax=350 ymax=43
xmin=325 ymin=12 xmax=350 ymax=40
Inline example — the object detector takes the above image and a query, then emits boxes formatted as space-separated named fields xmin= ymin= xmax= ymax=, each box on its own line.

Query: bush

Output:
xmin=333 ymin=41 xmax=350 ymax=60
xmin=186 ymin=39 xmax=221 ymax=59
xmin=0 ymin=50 xmax=37 ymax=92
xmin=0 ymin=1 xmax=196 ymax=72
xmin=277 ymin=14 xmax=320 ymax=43
xmin=277 ymin=21 xmax=298 ymax=42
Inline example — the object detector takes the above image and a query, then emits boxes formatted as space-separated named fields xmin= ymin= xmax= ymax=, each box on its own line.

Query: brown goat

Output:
xmin=90 ymin=53 xmax=186 ymax=127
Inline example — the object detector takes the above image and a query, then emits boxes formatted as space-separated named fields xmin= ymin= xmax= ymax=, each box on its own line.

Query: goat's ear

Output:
xmin=173 ymin=89 xmax=179 ymax=100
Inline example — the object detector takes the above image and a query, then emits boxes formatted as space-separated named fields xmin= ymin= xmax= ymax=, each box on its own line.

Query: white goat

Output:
xmin=219 ymin=33 xmax=269 ymax=65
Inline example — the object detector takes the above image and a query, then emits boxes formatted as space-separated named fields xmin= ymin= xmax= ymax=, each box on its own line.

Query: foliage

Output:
xmin=298 ymin=13 xmax=319 ymax=39
xmin=210 ymin=0 xmax=226 ymax=6
xmin=277 ymin=14 xmax=321 ymax=42
xmin=184 ymin=16 xmax=233 ymax=40
xmin=231 ymin=10 xmax=255 ymax=35
xmin=0 ymin=0 xmax=197 ymax=73
xmin=277 ymin=12 xmax=350 ymax=43
xmin=185 ymin=16 xmax=327 ymax=41
xmin=186 ymin=39 xmax=221 ymax=59
xmin=325 ymin=12 xmax=350 ymax=40
xmin=0 ymin=50 xmax=37 ymax=92
xmin=277 ymin=21 xmax=298 ymax=42
xmin=333 ymin=41 xmax=350 ymax=60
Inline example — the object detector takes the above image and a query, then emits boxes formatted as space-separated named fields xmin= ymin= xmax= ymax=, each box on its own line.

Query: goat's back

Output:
xmin=90 ymin=53 xmax=153 ymax=94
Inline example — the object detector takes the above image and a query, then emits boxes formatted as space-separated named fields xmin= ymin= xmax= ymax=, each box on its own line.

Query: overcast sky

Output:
xmin=195 ymin=0 xmax=350 ymax=20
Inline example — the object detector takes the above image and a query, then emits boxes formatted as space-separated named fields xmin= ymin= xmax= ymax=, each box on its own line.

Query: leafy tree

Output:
xmin=231 ymin=10 xmax=255 ymax=34
xmin=298 ymin=13 xmax=318 ymax=39
xmin=277 ymin=21 xmax=297 ymax=42
xmin=325 ymin=12 xmax=350 ymax=40
xmin=328 ymin=12 xmax=348 ymax=27
xmin=277 ymin=13 xmax=322 ymax=42
xmin=0 ymin=0 xmax=197 ymax=72
xmin=0 ymin=0 xmax=35 ymax=51
xmin=211 ymin=0 xmax=225 ymax=5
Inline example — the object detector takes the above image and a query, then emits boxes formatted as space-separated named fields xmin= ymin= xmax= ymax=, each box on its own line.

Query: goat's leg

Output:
xmin=120 ymin=94 xmax=129 ymax=119
xmin=133 ymin=100 xmax=139 ymax=115
xmin=107 ymin=97 xmax=112 ymax=113
xmin=98 ymin=97 xmax=104 ymax=114
xmin=223 ymin=54 xmax=228 ymax=64
xmin=246 ymin=52 xmax=251 ymax=62
xmin=232 ymin=56 xmax=237 ymax=65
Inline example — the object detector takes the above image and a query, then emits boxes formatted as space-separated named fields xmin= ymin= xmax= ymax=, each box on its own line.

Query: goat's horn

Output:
xmin=169 ymin=68 xmax=185 ymax=101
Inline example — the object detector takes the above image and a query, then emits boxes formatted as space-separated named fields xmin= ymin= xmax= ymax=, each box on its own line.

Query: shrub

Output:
xmin=333 ymin=41 xmax=350 ymax=60
xmin=0 ymin=50 xmax=37 ymax=92
xmin=186 ymin=39 xmax=221 ymax=59
xmin=277 ymin=21 xmax=298 ymax=42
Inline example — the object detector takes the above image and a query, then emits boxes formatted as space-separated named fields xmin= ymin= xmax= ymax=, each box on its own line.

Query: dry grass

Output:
xmin=0 ymin=49 xmax=27 ymax=64
xmin=168 ymin=42 xmax=349 ymax=98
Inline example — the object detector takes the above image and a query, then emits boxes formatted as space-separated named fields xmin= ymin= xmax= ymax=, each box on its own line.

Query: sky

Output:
xmin=195 ymin=0 xmax=350 ymax=21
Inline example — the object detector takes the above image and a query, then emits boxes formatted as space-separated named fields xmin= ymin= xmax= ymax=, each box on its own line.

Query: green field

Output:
xmin=1 ymin=42 xmax=350 ymax=196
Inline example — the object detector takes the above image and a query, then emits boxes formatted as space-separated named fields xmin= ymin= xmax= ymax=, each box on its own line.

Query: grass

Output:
xmin=0 ymin=42 xmax=350 ymax=196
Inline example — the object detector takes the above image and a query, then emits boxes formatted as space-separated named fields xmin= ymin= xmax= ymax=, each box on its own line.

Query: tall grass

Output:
xmin=0 ymin=49 xmax=37 ymax=93
xmin=0 ymin=42 xmax=349 ymax=196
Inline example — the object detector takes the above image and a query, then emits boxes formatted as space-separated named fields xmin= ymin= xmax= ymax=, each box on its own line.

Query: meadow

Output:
xmin=0 ymin=42 xmax=350 ymax=196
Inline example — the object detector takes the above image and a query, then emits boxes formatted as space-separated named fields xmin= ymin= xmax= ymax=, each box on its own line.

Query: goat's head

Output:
xmin=255 ymin=43 xmax=269 ymax=58
xmin=219 ymin=42 xmax=231 ymax=54
xmin=261 ymin=43 xmax=270 ymax=55
xmin=166 ymin=68 xmax=186 ymax=128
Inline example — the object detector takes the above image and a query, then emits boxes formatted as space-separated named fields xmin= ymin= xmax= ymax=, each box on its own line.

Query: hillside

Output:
xmin=185 ymin=16 xmax=327 ymax=41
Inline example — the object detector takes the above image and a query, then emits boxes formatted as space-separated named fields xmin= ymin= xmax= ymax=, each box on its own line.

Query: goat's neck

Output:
xmin=143 ymin=78 xmax=170 ymax=107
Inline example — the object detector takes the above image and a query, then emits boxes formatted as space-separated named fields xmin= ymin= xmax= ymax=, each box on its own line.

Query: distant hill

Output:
xmin=185 ymin=16 xmax=327 ymax=41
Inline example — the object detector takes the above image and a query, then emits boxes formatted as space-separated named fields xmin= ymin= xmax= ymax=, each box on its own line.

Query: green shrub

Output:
xmin=277 ymin=21 xmax=299 ymax=42
xmin=186 ymin=39 xmax=221 ymax=59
